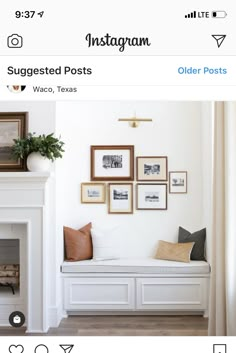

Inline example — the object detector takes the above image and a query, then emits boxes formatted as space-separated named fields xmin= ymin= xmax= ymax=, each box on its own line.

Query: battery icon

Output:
xmin=212 ymin=11 xmax=227 ymax=18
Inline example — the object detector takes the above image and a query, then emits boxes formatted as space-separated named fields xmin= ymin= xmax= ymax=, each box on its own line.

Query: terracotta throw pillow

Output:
xmin=155 ymin=240 xmax=195 ymax=263
xmin=64 ymin=223 xmax=93 ymax=261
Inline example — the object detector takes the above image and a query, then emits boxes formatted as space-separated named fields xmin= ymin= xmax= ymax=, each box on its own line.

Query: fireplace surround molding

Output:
xmin=0 ymin=172 xmax=57 ymax=333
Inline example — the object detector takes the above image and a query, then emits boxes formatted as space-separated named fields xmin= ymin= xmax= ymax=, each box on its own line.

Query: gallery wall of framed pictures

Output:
xmin=80 ymin=144 xmax=188 ymax=214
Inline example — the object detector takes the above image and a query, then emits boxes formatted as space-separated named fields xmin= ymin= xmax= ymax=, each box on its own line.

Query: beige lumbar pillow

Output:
xmin=155 ymin=240 xmax=195 ymax=263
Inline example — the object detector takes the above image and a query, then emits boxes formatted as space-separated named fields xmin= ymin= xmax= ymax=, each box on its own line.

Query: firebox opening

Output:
xmin=0 ymin=239 xmax=20 ymax=296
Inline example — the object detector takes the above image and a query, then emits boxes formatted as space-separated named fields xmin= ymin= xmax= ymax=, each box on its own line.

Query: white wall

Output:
xmin=0 ymin=101 xmax=55 ymax=134
xmin=56 ymin=101 xmax=207 ymax=258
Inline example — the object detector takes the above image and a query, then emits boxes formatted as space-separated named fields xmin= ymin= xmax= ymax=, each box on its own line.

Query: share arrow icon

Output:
xmin=212 ymin=35 xmax=226 ymax=48
xmin=59 ymin=345 xmax=74 ymax=353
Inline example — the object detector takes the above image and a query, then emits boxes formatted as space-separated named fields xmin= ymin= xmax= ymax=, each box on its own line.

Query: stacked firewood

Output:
xmin=0 ymin=264 xmax=20 ymax=294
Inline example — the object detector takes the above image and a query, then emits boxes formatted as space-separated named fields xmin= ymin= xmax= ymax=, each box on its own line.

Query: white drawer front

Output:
xmin=136 ymin=277 xmax=209 ymax=310
xmin=64 ymin=277 xmax=135 ymax=310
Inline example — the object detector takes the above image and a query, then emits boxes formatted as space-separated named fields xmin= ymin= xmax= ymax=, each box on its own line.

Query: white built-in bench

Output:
xmin=61 ymin=258 xmax=210 ymax=316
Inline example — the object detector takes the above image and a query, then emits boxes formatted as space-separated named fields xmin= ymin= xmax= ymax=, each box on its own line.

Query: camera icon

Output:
xmin=7 ymin=34 xmax=23 ymax=48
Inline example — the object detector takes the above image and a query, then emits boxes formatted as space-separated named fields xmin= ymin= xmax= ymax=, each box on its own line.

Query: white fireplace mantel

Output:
xmin=0 ymin=171 xmax=51 ymax=182
xmin=0 ymin=172 xmax=54 ymax=333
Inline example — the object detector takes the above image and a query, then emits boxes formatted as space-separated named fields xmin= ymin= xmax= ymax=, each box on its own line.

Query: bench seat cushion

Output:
xmin=61 ymin=258 xmax=210 ymax=274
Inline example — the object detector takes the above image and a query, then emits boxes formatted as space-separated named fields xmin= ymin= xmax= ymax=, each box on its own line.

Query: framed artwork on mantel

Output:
xmin=136 ymin=156 xmax=168 ymax=181
xmin=169 ymin=171 xmax=187 ymax=194
xmin=91 ymin=145 xmax=134 ymax=181
xmin=0 ymin=112 xmax=28 ymax=171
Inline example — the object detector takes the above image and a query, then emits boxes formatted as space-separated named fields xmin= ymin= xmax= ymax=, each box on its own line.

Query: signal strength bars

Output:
xmin=185 ymin=11 xmax=197 ymax=18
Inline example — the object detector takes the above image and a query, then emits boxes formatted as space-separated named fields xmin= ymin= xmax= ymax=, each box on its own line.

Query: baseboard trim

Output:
xmin=48 ymin=303 xmax=63 ymax=328
xmin=25 ymin=329 xmax=47 ymax=333
xmin=67 ymin=310 xmax=206 ymax=316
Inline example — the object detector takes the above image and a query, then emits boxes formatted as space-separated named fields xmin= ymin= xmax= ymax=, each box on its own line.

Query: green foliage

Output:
xmin=12 ymin=132 xmax=65 ymax=161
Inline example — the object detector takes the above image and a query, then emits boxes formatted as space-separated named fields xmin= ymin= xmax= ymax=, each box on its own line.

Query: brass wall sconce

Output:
xmin=118 ymin=116 xmax=153 ymax=128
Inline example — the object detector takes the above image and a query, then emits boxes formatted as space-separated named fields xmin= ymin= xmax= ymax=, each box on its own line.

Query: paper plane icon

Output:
xmin=59 ymin=345 xmax=74 ymax=353
xmin=212 ymin=35 xmax=226 ymax=48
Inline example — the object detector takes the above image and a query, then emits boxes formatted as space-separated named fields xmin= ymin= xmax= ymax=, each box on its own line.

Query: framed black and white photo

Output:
xmin=136 ymin=183 xmax=167 ymax=210
xmin=169 ymin=171 xmax=187 ymax=194
xmin=0 ymin=112 xmax=28 ymax=171
xmin=136 ymin=156 xmax=168 ymax=181
xmin=108 ymin=183 xmax=133 ymax=214
xmin=91 ymin=145 xmax=134 ymax=181
xmin=81 ymin=183 xmax=106 ymax=203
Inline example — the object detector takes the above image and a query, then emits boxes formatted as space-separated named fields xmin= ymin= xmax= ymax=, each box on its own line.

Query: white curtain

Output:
xmin=208 ymin=102 xmax=236 ymax=336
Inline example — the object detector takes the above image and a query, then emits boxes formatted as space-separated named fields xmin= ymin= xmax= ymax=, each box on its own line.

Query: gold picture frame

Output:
xmin=108 ymin=183 xmax=133 ymax=214
xmin=81 ymin=183 xmax=106 ymax=203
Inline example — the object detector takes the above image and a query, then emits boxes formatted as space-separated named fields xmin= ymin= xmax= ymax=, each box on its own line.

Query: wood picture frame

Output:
xmin=91 ymin=145 xmax=134 ymax=181
xmin=136 ymin=156 xmax=168 ymax=181
xmin=108 ymin=183 xmax=133 ymax=214
xmin=136 ymin=183 xmax=167 ymax=210
xmin=169 ymin=171 xmax=187 ymax=194
xmin=0 ymin=112 xmax=28 ymax=171
xmin=81 ymin=183 xmax=106 ymax=203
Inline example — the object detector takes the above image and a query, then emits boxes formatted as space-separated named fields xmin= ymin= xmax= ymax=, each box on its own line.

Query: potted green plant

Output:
xmin=12 ymin=132 xmax=65 ymax=172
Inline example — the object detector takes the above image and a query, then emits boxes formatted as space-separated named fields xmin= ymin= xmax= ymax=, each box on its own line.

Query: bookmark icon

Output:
xmin=213 ymin=344 xmax=227 ymax=353
xmin=59 ymin=345 xmax=74 ymax=353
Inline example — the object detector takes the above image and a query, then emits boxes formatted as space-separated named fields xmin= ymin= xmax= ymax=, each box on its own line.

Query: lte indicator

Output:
xmin=184 ymin=11 xmax=210 ymax=19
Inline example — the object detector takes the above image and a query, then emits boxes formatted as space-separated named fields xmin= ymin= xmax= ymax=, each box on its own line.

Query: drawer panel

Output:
xmin=136 ymin=277 xmax=209 ymax=310
xmin=64 ymin=277 xmax=135 ymax=310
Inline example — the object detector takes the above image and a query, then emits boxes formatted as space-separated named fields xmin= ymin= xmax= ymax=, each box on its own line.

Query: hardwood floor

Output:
xmin=0 ymin=315 xmax=208 ymax=336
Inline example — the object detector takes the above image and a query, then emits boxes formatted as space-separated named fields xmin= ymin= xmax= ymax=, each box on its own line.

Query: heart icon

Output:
xmin=9 ymin=345 xmax=24 ymax=353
